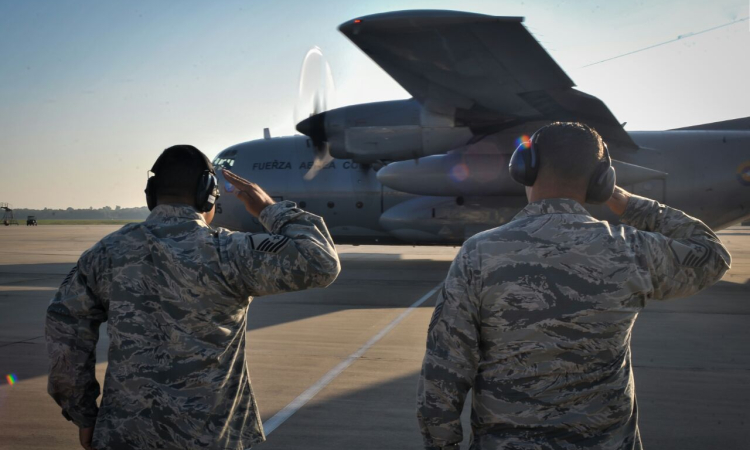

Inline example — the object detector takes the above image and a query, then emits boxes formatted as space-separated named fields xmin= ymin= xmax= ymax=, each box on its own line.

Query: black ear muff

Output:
xmin=195 ymin=170 xmax=220 ymax=213
xmin=509 ymin=130 xmax=542 ymax=187
xmin=585 ymin=143 xmax=616 ymax=204
xmin=145 ymin=175 xmax=158 ymax=211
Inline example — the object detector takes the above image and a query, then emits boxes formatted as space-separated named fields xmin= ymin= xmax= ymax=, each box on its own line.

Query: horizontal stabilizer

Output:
xmin=671 ymin=116 xmax=750 ymax=131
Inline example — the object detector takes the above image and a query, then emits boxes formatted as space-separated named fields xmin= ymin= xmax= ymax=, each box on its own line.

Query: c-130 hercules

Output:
xmin=210 ymin=10 xmax=750 ymax=245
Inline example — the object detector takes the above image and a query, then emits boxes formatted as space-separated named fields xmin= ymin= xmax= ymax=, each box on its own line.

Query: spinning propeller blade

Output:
xmin=293 ymin=47 xmax=336 ymax=180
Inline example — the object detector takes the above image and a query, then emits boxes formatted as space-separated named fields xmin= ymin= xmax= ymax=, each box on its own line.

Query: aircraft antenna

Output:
xmin=581 ymin=16 xmax=748 ymax=68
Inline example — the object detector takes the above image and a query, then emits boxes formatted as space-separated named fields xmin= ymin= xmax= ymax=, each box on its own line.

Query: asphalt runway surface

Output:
xmin=0 ymin=225 xmax=748 ymax=450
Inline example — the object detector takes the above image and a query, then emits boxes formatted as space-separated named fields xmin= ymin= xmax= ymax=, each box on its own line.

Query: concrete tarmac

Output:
xmin=0 ymin=225 xmax=748 ymax=449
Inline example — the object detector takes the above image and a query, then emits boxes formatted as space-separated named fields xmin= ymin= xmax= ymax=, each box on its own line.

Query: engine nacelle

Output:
xmin=297 ymin=99 xmax=473 ymax=163
xmin=377 ymin=150 xmax=523 ymax=197
xmin=377 ymin=144 xmax=668 ymax=196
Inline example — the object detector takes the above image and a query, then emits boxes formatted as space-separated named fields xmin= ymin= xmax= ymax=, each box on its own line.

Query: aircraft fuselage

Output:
xmin=211 ymin=130 xmax=750 ymax=245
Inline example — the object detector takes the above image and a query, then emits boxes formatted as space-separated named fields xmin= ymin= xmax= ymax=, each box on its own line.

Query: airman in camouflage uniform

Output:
xmin=47 ymin=146 xmax=340 ymax=449
xmin=417 ymin=124 xmax=731 ymax=450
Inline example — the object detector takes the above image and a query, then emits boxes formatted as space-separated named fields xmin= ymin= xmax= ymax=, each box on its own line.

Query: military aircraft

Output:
xmin=210 ymin=10 xmax=750 ymax=245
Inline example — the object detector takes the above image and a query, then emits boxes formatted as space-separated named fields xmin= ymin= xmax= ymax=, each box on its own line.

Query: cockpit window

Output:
xmin=213 ymin=149 xmax=237 ymax=170
xmin=213 ymin=157 xmax=235 ymax=170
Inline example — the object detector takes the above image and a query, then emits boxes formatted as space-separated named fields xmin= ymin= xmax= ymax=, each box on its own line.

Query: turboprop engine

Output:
xmin=296 ymin=99 xmax=473 ymax=163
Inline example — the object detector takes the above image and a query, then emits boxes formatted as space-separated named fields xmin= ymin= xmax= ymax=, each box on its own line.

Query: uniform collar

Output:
xmin=513 ymin=198 xmax=591 ymax=220
xmin=146 ymin=204 xmax=208 ymax=226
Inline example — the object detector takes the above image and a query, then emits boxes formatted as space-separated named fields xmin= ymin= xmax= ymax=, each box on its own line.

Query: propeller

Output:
xmin=293 ymin=47 xmax=336 ymax=180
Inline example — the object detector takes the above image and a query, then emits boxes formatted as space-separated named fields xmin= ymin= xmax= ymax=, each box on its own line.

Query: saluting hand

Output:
xmin=606 ymin=186 xmax=632 ymax=217
xmin=222 ymin=170 xmax=276 ymax=218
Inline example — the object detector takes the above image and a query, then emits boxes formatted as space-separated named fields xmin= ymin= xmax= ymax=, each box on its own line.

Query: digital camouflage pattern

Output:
xmin=46 ymin=201 xmax=340 ymax=449
xmin=417 ymin=195 xmax=731 ymax=450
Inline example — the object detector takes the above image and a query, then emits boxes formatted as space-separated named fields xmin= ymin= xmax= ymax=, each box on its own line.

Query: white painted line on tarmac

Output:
xmin=263 ymin=283 xmax=443 ymax=436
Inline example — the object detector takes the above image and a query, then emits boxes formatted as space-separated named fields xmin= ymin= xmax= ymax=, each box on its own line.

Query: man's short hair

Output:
xmin=152 ymin=145 xmax=213 ymax=201
xmin=534 ymin=122 xmax=605 ymax=185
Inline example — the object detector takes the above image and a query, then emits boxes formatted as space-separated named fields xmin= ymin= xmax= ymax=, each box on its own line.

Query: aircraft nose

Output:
xmin=296 ymin=111 xmax=327 ymax=143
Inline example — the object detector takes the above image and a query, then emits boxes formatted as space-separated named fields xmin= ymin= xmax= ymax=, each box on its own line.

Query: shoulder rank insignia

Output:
xmin=669 ymin=239 xmax=711 ymax=268
xmin=428 ymin=286 xmax=447 ymax=333
xmin=61 ymin=265 xmax=78 ymax=288
xmin=250 ymin=234 xmax=290 ymax=253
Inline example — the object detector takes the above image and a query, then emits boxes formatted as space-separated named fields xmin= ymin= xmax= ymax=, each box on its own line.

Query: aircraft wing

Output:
xmin=339 ymin=10 xmax=638 ymax=150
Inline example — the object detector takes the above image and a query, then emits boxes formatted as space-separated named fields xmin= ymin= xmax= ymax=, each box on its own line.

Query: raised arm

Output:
xmin=417 ymin=245 xmax=480 ymax=450
xmin=607 ymin=187 xmax=731 ymax=300
xmin=221 ymin=170 xmax=340 ymax=297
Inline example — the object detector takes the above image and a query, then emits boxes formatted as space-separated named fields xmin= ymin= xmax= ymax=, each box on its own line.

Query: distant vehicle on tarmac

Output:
xmin=26 ymin=216 xmax=37 ymax=226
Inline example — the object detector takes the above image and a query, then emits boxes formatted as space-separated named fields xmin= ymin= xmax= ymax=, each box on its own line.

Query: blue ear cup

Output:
xmin=509 ymin=131 xmax=541 ymax=187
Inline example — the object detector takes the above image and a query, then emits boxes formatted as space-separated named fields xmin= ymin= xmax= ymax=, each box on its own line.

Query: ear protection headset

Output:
xmin=145 ymin=146 xmax=221 ymax=212
xmin=508 ymin=125 xmax=616 ymax=204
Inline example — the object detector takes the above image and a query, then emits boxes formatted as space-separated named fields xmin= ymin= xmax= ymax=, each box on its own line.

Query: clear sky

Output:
xmin=0 ymin=0 xmax=748 ymax=209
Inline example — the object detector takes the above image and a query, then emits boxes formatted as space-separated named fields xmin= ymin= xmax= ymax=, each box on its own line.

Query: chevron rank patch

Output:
xmin=669 ymin=239 xmax=711 ymax=268
xmin=249 ymin=234 xmax=290 ymax=254
xmin=428 ymin=287 xmax=447 ymax=333
xmin=61 ymin=265 xmax=78 ymax=287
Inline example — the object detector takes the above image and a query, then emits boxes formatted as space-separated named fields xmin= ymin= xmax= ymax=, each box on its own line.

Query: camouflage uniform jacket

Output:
xmin=46 ymin=201 xmax=340 ymax=449
xmin=417 ymin=195 xmax=731 ymax=450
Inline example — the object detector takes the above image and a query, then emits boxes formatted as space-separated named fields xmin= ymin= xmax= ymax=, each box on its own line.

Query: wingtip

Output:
xmin=339 ymin=10 xmax=524 ymax=35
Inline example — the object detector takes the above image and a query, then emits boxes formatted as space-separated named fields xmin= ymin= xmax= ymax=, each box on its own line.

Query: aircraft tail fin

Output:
xmin=671 ymin=116 xmax=750 ymax=131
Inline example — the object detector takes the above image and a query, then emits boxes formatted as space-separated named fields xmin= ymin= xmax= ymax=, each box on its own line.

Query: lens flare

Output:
xmin=450 ymin=163 xmax=470 ymax=182
xmin=515 ymin=134 xmax=531 ymax=150
xmin=6 ymin=374 xmax=17 ymax=385
xmin=737 ymin=161 xmax=750 ymax=186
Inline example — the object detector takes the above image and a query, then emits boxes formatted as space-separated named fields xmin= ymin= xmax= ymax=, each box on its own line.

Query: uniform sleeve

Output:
xmin=222 ymin=201 xmax=341 ymax=297
xmin=620 ymin=194 xmax=731 ymax=300
xmin=46 ymin=244 xmax=109 ymax=428
xmin=417 ymin=245 xmax=480 ymax=450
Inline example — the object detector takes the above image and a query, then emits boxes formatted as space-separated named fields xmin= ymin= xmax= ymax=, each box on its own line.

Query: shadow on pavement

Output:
xmin=0 ymin=257 xmax=452 ymax=384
